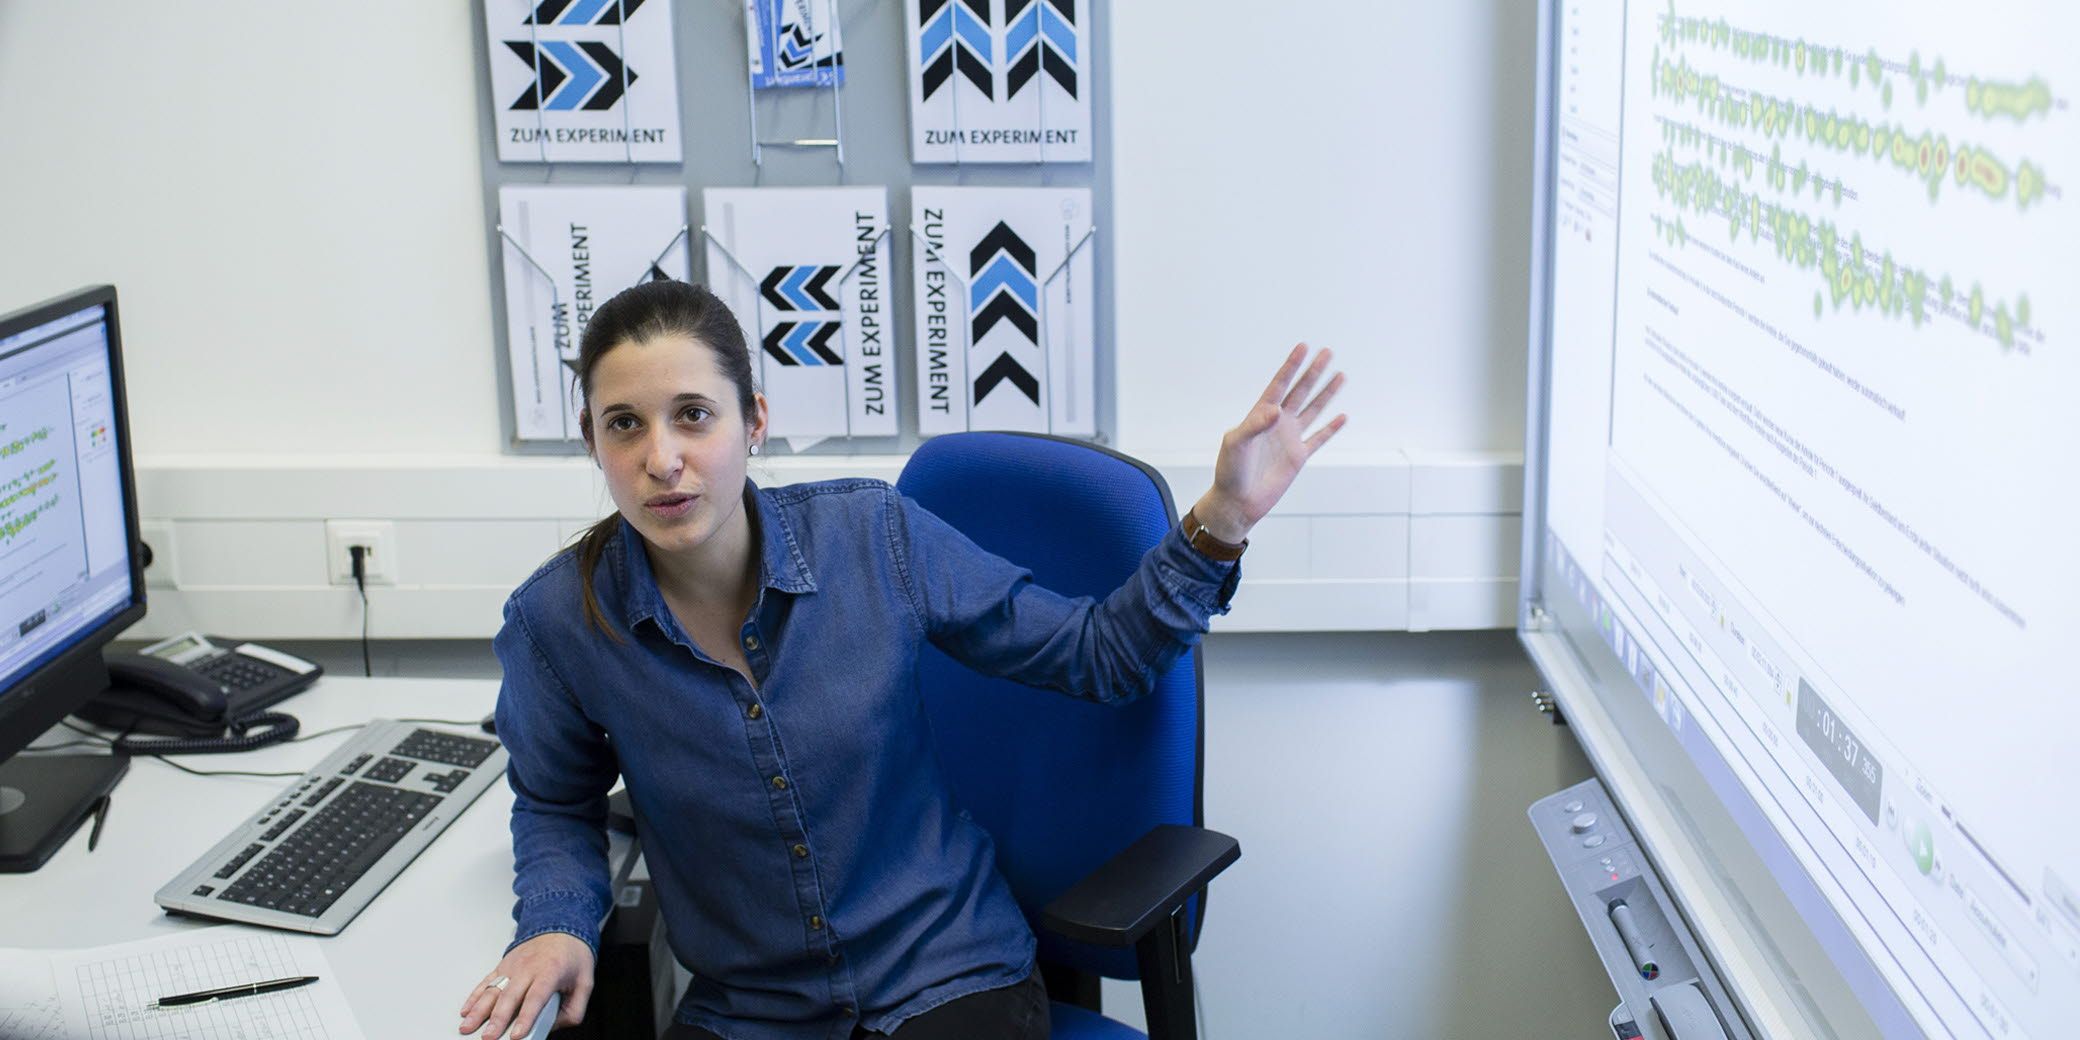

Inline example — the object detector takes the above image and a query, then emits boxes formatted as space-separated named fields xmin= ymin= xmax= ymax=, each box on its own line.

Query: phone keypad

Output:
xmin=198 ymin=655 xmax=282 ymax=692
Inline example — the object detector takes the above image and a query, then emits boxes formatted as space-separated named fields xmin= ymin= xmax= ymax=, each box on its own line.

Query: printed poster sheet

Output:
xmin=912 ymin=187 xmax=1094 ymax=435
xmin=904 ymin=0 xmax=1091 ymax=163
xmin=704 ymin=188 xmax=896 ymax=445
xmin=500 ymin=185 xmax=690 ymax=441
xmin=486 ymin=0 xmax=682 ymax=163
xmin=746 ymin=0 xmax=845 ymax=89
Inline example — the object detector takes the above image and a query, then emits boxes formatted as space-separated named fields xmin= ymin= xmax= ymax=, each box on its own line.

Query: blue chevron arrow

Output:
xmin=783 ymin=322 xmax=824 ymax=365
xmin=920 ymin=2 xmax=992 ymax=63
xmin=969 ymin=256 xmax=1039 ymax=313
xmin=779 ymin=26 xmax=816 ymax=67
xmin=1005 ymin=3 xmax=1075 ymax=64
xmin=539 ymin=40 xmax=605 ymax=110
xmin=558 ymin=0 xmax=615 ymax=24
xmin=779 ymin=266 xmax=820 ymax=311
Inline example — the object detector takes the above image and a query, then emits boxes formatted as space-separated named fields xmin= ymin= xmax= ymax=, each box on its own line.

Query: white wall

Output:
xmin=0 ymin=0 xmax=1534 ymax=461
xmin=0 ymin=3 xmax=501 ymax=454
xmin=1111 ymin=2 xmax=1536 ymax=457
xmin=0 ymin=0 xmax=1537 ymax=638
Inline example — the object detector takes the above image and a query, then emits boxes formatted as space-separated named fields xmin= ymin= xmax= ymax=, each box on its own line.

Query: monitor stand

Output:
xmin=0 ymin=753 xmax=129 ymax=872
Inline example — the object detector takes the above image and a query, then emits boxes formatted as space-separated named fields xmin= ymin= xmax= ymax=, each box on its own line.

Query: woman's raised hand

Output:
xmin=458 ymin=932 xmax=593 ymax=1039
xmin=1190 ymin=343 xmax=1348 ymax=543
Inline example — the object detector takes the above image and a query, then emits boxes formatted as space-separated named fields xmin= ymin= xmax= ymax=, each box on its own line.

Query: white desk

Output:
xmin=2 ymin=677 xmax=615 ymax=1039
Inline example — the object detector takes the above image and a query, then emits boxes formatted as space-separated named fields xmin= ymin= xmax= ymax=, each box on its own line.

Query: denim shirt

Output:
xmin=492 ymin=478 xmax=1238 ymax=1040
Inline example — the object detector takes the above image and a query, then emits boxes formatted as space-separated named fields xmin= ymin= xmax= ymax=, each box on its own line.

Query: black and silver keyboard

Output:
xmin=156 ymin=719 xmax=508 ymax=935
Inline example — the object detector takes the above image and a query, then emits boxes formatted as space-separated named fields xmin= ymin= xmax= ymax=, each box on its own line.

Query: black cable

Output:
xmin=350 ymin=544 xmax=372 ymax=677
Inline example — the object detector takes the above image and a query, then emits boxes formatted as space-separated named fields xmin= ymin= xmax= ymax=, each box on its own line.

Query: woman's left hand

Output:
xmin=1190 ymin=343 xmax=1348 ymax=544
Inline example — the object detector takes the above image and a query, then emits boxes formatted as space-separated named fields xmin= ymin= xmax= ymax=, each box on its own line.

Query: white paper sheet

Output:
xmin=911 ymin=187 xmax=1095 ymax=436
xmin=1 ymin=927 xmax=360 ymax=1040
xmin=485 ymin=0 xmax=682 ymax=163
xmin=0 ymin=948 xmax=62 ymax=1040
xmin=703 ymin=187 xmax=897 ymax=442
xmin=904 ymin=0 xmax=1091 ymax=163
xmin=500 ymin=185 xmax=692 ymax=441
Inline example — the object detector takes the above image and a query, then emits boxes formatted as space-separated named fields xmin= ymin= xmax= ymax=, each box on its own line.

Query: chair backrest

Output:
xmin=897 ymin=432 xmax=1205 ymax=982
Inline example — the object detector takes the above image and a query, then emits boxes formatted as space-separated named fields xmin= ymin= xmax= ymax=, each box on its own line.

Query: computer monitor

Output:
xmin=0 ymin=285 xmax=146 ymax=871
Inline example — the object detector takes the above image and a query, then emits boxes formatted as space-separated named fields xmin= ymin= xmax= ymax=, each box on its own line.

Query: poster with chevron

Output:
xmin=745 ymin=0 xmax=844 ymax=89
xmin=486 ymin=0 xmax=681 ymax=163
xmin=703 ymin=188 xmax=896 ymax=445
xmin=903 ymin=0 xmax=1090 ymax=164
xmin=912 ymin=187 xmax=1095 ymax=436
xmin=499 ymin=186 xmax=691 ymax=441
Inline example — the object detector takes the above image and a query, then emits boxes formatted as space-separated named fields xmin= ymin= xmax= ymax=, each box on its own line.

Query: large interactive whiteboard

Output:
xmin=1519 ymin=2 xmax=2078 ymax=1036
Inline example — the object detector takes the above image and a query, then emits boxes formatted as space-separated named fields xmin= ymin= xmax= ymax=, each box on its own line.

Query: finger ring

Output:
xmin=485 ymin=975 xmax=510 ymax=992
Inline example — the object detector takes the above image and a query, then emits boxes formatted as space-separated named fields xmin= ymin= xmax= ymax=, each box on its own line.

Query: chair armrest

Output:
xmin=1038 ymin=824 xmax=1240 ymax=947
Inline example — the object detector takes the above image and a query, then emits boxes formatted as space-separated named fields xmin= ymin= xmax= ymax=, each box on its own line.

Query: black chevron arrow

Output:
xmin=760 ymin=268 xmax=793 ymax=310
xmin=1004 ymin=0 xmax=1078 ymax=99
xmin=968 ymin=222 xmax=1036 ymax=275
xmin=762 ymin=322 xmax=802 ymax=366
xmin=801 ymin=266 xmax=840 ymax=309
xmin=1006 ymin=46 xmax=1077 ymax=99
xmin=920 ymin=0 xmax=993 ymax=100
xmin=802 ymin=321 xmax=843 ymax=364
xmin=971 ymin=293 xmax=1038 ymax=342
xmin=577 ymin=41 xmax=636 ymax=110
xmin=921 ymin=46 xmax=993 ymax=101
xmin=503 ymin=42 xmax=567 ymax=111
xmin=973 ymin=353 xmax=1041 ymax=405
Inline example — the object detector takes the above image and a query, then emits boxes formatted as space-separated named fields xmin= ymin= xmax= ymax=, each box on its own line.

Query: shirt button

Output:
xmin=747 ymin=703 xmax=763 ymax=720
xmin=809 ymin=915 xmax=823 ymax=930
xmin=792 ymin=843 xmax=809 ymax=858
xmin=771 ymin=776 xmax=788 ymax=790
xmin=744 ymin=635 xmax=760 ymax=650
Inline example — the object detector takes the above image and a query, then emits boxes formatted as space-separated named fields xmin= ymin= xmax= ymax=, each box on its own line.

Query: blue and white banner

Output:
xmin=911 ymin=187 xmax=1094 ymax=435
xmin=704 ymin=188 xmax=895 ymax=445
xmin=499 ymin=186 xmax=691 ymax=441
xmin=904 ymin=0 xmax=1091 ymax=164
xmin=745 ymin=0 xmax=845 ymax=90
xmin=488 ymin=0 xmax=682 ymax=163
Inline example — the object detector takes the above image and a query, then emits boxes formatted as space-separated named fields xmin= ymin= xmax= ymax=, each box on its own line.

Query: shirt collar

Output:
xmin=612 ymin=480 xmax=817 ymax=631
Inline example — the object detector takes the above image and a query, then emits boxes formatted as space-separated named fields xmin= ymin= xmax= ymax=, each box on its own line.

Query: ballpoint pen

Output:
xmin=154 ymin=975 xmax=319 ymax=1008
xmin=86 ymin=795 xmax=110 ymax=853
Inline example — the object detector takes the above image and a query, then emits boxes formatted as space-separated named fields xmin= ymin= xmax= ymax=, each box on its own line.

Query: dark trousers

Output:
xmin=662 ymin=970 xmax=1049 ymax=1040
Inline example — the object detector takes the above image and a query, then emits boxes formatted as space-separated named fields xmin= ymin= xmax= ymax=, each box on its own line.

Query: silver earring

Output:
xmin=749 ymin=443 xmax=760 ymax=456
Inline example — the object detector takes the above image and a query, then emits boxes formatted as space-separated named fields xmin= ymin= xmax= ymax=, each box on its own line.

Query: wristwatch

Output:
xmin=1180 ymin=508 xmax=1248 ymax=562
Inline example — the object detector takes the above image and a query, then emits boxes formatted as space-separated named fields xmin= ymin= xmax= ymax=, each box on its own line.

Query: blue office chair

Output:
xmin=897 ymin=432 xmax=1240 ymax=1040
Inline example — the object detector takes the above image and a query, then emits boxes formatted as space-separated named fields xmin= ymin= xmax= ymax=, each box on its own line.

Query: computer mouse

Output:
xmin=523 ymin=991 xmax=560 ymax=1040
xmin=479 ymin=711 xmax=497 ymax=736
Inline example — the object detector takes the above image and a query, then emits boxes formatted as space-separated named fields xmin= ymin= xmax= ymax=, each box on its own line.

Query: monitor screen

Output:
xmin=0 ymin=294 xmax=140 ymax=719
xmin=1524 ymin=1 xmax=2077 ymax=1037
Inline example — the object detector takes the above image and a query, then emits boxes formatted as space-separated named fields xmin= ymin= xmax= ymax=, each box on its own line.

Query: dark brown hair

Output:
xmin=566 ymin=280 xmax=757 ymax=639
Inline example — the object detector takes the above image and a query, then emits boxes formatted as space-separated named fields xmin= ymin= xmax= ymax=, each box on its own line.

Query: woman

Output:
xmin=459 ymin=280 xmax=1345 ymax=1040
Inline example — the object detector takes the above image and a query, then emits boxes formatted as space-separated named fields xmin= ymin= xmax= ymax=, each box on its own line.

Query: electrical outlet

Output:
xmin=139 ymin=519 xmax=178 ymax=588
xmin=326 ymin=520 xmax=397 ymax=585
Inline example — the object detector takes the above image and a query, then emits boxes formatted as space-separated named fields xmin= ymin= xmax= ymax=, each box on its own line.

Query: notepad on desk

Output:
xmin=1 ymin=926 xmax=360 ymax=1039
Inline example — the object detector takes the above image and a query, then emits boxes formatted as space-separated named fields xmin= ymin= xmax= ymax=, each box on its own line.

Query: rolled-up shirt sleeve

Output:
xmin=890 ymin=489 xmax=1240 ymax=704
xmin=492 ymin=596 xmax=619 ymax=957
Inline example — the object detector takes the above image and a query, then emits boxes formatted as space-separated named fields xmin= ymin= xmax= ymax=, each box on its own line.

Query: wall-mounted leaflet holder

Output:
xmin=702 ymin=221 xmax=893 ymax=442
xmin=496 ymin=224 xmax=573 ymax=424
xmin=743 ymin=0 xmax=848 ymax=166
xmin=908 ymin=221 xmax=1095 ymax=434
xmin=498 ymin=217 xmax=694 ymax=442
xmin=491 ymin=0 xmax=681 ymax=165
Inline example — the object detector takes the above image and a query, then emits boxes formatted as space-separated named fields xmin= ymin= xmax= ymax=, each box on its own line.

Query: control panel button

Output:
xmin=1570 ymin=812 xmax=1599 ymax=834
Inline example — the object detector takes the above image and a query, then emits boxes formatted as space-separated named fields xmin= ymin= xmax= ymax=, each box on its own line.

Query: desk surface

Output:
xmin=2 ymin=676 xmax=573 ymax=1039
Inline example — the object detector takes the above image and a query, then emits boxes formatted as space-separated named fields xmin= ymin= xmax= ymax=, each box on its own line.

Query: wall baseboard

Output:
xmin=128 ymin=451 xmax=1523 ymax=639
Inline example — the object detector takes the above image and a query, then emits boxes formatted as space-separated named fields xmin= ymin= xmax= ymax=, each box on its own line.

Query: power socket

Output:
xmin=326 ymin=520 xmax=397 ymax=585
